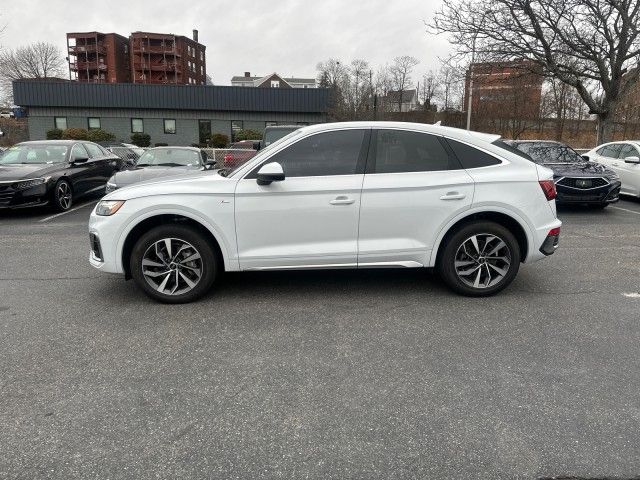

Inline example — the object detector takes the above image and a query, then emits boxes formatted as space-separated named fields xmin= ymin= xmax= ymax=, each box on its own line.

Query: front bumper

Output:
xmin=0 ymin=183 xmax=50 ymax=209
xmin=555 ymin=180 xmax=621 ymax=205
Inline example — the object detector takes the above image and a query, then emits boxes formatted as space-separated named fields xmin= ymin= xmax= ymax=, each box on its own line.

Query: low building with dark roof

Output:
xmin=12 ymin=80 xmax=329 ymax=145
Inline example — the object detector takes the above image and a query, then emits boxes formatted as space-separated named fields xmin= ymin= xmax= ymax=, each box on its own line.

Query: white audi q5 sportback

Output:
xmin=89 ymin=122 xmax=561 ymax=303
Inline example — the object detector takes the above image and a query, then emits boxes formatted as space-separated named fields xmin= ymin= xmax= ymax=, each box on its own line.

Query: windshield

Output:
xmin=136 ymin=148 xmax=201 ymax=167
xmin=225 ymin=129 xmax=304 ymax=177
xmin=514 ymin=143 xmax=584 ymax=164
xmin=0 ymin=144 xmax=68 ymax=165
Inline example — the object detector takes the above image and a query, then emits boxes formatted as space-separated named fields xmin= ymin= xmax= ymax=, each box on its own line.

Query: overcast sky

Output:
xmin=1 ymin=0 xmax=452 ymax=85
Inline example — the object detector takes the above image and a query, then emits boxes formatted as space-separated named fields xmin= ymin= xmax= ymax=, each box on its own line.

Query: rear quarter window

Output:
xmin=446 ymin=139 xmax=502 ymax=168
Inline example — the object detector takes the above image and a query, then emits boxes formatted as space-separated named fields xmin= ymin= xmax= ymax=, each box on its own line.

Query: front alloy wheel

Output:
xmin=438 ymin=221 xmax=520 ymax=296
xmin=141 ymin=238 xmax=203 ymax=295
xmin=54 ymin=180 xmax=73 ymax=211
xmin=130 ymin=224 xmax=218 ymax=303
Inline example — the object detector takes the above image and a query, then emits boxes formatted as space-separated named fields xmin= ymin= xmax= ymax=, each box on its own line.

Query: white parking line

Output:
xmin=39 ymin=200 xmax=98 ymax=223
xmin=610 ymin=206 xmax=640 ymax=216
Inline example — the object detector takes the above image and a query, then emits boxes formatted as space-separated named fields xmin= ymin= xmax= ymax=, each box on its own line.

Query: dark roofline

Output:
xmin=12 ymin=80 xmax=329 ymax=113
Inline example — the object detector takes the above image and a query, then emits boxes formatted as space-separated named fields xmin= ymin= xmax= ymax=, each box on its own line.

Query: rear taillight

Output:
xmin=548 ymin=227 xmax=561 ymax=236
xmin=539 ymin=180 xmax=557 ymax=201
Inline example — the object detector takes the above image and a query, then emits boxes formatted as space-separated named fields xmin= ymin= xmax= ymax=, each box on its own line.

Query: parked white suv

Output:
xmin=89 ymin=122 xmax=562 ymax=303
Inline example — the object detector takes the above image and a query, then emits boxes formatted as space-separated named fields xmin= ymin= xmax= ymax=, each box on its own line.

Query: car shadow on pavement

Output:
xmin=96 ymin=268 xmax=458 ymax=305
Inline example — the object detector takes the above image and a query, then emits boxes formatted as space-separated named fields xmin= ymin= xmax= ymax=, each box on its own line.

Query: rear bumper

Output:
xmin=539 ymin=227 xmax=560 ymax=256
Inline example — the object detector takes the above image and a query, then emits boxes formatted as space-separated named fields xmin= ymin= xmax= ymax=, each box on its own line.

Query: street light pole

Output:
xmin=466 ymin=34 xmax=477 ymax=131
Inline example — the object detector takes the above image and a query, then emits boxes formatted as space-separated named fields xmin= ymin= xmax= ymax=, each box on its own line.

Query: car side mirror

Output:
xmin=205 ymin=159 xmax=216 ymax=170
xmin=71 ymin=156 xmax=89 ymax=164
xmin=581 ymin=155 xmax=590 ymax=161
xmin=256 ymin=162 xmax=285 ymax=185
xmin=624 ymin=156 xmax=640 ymax=164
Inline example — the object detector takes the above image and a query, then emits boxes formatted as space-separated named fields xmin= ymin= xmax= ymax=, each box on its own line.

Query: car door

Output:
xmin=616 ymin=143 xmax=640 ymax=196
xmin=594 ymin=143 xmax=623 ymax=170
xmin=67 ymin=143 xmax=93 ymax=195
xmin=84 ymin=142 xmax=118 ymax=188
xmin=234 ymin=128 xmax=369 ymax=270
xmin=358 ymin=129 xmax=474 ymax=267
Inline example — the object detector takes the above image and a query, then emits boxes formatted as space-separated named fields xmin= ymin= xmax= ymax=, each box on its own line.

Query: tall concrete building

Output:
xmin=67 ymin=32 xmax=131 ymax=83
xmin=130 ymin=30 xmax=206 ymax=85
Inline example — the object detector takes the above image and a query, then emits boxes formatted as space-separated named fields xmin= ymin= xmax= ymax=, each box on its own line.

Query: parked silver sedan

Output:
xmin=105 ymin=147 xmax=214 ymax=193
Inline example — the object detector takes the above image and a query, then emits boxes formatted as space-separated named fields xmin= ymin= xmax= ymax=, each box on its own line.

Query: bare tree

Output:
xmin=0 ymin=42 xmax=66 ymax=93
xmin=418 ymin=70 xmax=439 ymax=110
xmin=389 ymin=55 xmax=419 ymax=112
xmin=436 ymin=61 xmax=464 ymax=111
xmin=432 ymin=0 xmax=640 ymax=143
xmin=345 ymin=59 xmax=371 ymax=119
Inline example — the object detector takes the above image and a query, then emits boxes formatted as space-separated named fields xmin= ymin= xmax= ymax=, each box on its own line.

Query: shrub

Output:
xmin=87 ymin=129 xmax=116 ymax=143
xmin=130 ymin=133 xmax=151 ymax=147
xmin=208 ymin=133 xmax=229 ymax=148
xmin=62 ymin=128 xmax=89 ymax=140
xmin=46 ymin=128 xmax=63 ymax=140
xmin=233 ymin=129 xmax=262 ymax=141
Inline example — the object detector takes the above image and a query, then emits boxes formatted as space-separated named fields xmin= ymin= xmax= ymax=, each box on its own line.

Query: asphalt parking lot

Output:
xmin=1 ymin=198 xmax=640 ymax=479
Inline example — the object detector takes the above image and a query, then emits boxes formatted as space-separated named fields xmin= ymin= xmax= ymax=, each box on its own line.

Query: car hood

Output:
xmin=111 ymin=165 xmax=204 ymax=186
xmin=544 ymin=161 xmax=616 ymax=179
xmin=0 ymin=163 xmax=65 ymax=181
xmin=104 ymin=169 xmax=235 ymax=201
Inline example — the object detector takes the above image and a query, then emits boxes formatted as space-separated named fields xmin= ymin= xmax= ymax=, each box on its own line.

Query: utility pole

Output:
xmin=370 ymin=69 xmax=377 ymax=121
xmin=466 ymin=34 xmax=477 ymax=131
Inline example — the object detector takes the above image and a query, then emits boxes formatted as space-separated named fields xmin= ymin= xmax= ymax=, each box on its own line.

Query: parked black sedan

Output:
xmin=0 ymin=140 xmax=121 ymax=211
xmin=506 ymin=140 xmax=621 ymax=208
xmin=105 ymin=147 xmax=214 ymax=193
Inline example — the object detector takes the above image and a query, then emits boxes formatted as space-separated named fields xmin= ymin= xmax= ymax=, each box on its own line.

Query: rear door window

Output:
xmin=370 ymin=130 xmax=459 ymax=173
xmin=84 ymin=143 xmax=105 ymax=158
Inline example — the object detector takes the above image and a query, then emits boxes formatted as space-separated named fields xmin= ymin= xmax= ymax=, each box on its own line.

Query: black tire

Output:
xmin=130 ymin=224 xmax=218 ymax=304
xmin=52 ymin=179 xmax=73 ymax=212
xmin=437 ymin=221 xmax=521 ymax=297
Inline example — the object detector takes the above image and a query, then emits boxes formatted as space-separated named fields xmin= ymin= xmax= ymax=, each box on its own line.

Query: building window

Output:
xmin=54 ymin=117 xmax=67 ymax=130
xmin=88 ymin=117 xmax=101 ymax=130
xmin=271 ymin=80 xmax=280 ymax=88
xmin=131 ymin=118 xmax=144 ymax=133
xmin=164 ymin=119 xmax=176 ymax=134
xmin=231 ymin=120 xmax=243 ymax=141
xmin=200 ymin=51 xmax=204 ymax=61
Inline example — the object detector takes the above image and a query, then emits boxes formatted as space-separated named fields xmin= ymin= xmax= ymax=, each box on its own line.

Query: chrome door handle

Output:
xmin=330 ymin=195 xmax=355 ymax=205
xmin=440 ymin=192 xmax=466 ymax=200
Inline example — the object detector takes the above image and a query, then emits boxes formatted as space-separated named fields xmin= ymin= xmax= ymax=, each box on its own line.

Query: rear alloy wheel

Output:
xmin=438 ymin=221 xmax=520 ymax=296
xmin=53 ymin=180 xmax=73 ymax=211
xmin=130 ymin=224 xmax=218 ymax=303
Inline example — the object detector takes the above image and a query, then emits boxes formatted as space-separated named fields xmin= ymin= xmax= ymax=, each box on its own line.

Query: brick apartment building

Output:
xmin=67 ymin=32 xmax=131 ymax=83
xmin=67 ymin=30 xmax=206 ymax=85
xmin=464 ymin=60 xmax=544 ymax=120
xmin=130 ymin=30 xmax=206 ymax=85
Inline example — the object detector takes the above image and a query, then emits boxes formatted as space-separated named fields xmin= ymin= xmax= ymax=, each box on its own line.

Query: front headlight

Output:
xmin=96 ymin=200 xmax=125 ymax=216
xmin=13 ymin=177 xmax=49 ymax=190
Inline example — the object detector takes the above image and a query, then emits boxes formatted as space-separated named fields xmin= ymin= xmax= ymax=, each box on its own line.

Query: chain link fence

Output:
xmin=201 ymin=148 xmax=258 ymax=170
